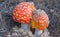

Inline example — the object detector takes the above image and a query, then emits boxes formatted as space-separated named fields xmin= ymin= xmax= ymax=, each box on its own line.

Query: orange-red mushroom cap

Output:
xmin=12 ymin=2 xmax=35 ymax=24
xmin=31 ymin=9 xmax=49 ymax=30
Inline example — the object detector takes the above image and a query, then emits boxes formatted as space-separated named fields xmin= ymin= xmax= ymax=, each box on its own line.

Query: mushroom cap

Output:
xmin=31 ymin=9 xmax=49 ymax=30
xmin=12 ymin=2 xmax=35 ymax=24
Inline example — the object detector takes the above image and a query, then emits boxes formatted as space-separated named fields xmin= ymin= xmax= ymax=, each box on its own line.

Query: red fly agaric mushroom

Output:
xmin=12 ymin=2 xmax=35 ymax=30
xmin=31 ymin=9 xmax=49 ymax=37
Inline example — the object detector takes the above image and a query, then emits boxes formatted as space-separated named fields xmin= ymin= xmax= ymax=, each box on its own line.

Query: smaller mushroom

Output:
xmin=12 ymin=2 xmax=35 ymax=30
xmin=31 ymin=9 xmax=49 ymax=37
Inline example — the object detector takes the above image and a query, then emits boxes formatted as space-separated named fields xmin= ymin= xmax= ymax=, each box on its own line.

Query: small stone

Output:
xmin=12 ymin=32 xmax=18 ymax=36
xmin=19 ymin=28 xmax=24 ymax=34
xmin=26 ymin=36 xmax=29 ymax=37
xmin=22 ymin=32 xmax=27 ymax=35
xmin=28 ymin=31 xmax=34 ymax=37
xmin=7 ymin=35 xmax=11 ymax=37
xmin=7 ymin=32 xmax=11 ymax=37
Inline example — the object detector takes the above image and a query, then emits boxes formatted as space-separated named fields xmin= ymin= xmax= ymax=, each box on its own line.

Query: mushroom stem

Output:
xmin=34 ymin=29 xmax=43 ymax=37
xmin=21 ymin=23 xmax=30 ymax=30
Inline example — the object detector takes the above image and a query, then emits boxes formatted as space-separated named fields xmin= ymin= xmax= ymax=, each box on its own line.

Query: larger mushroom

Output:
xmin=31 ymin=9 xmax=49 ymax=37
xmin=12 ymin=2 xmax=35 ymax=30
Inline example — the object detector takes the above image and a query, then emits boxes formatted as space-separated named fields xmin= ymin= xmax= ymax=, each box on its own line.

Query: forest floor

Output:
xmin=0 ymin=0 xmax=60 ymax=37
